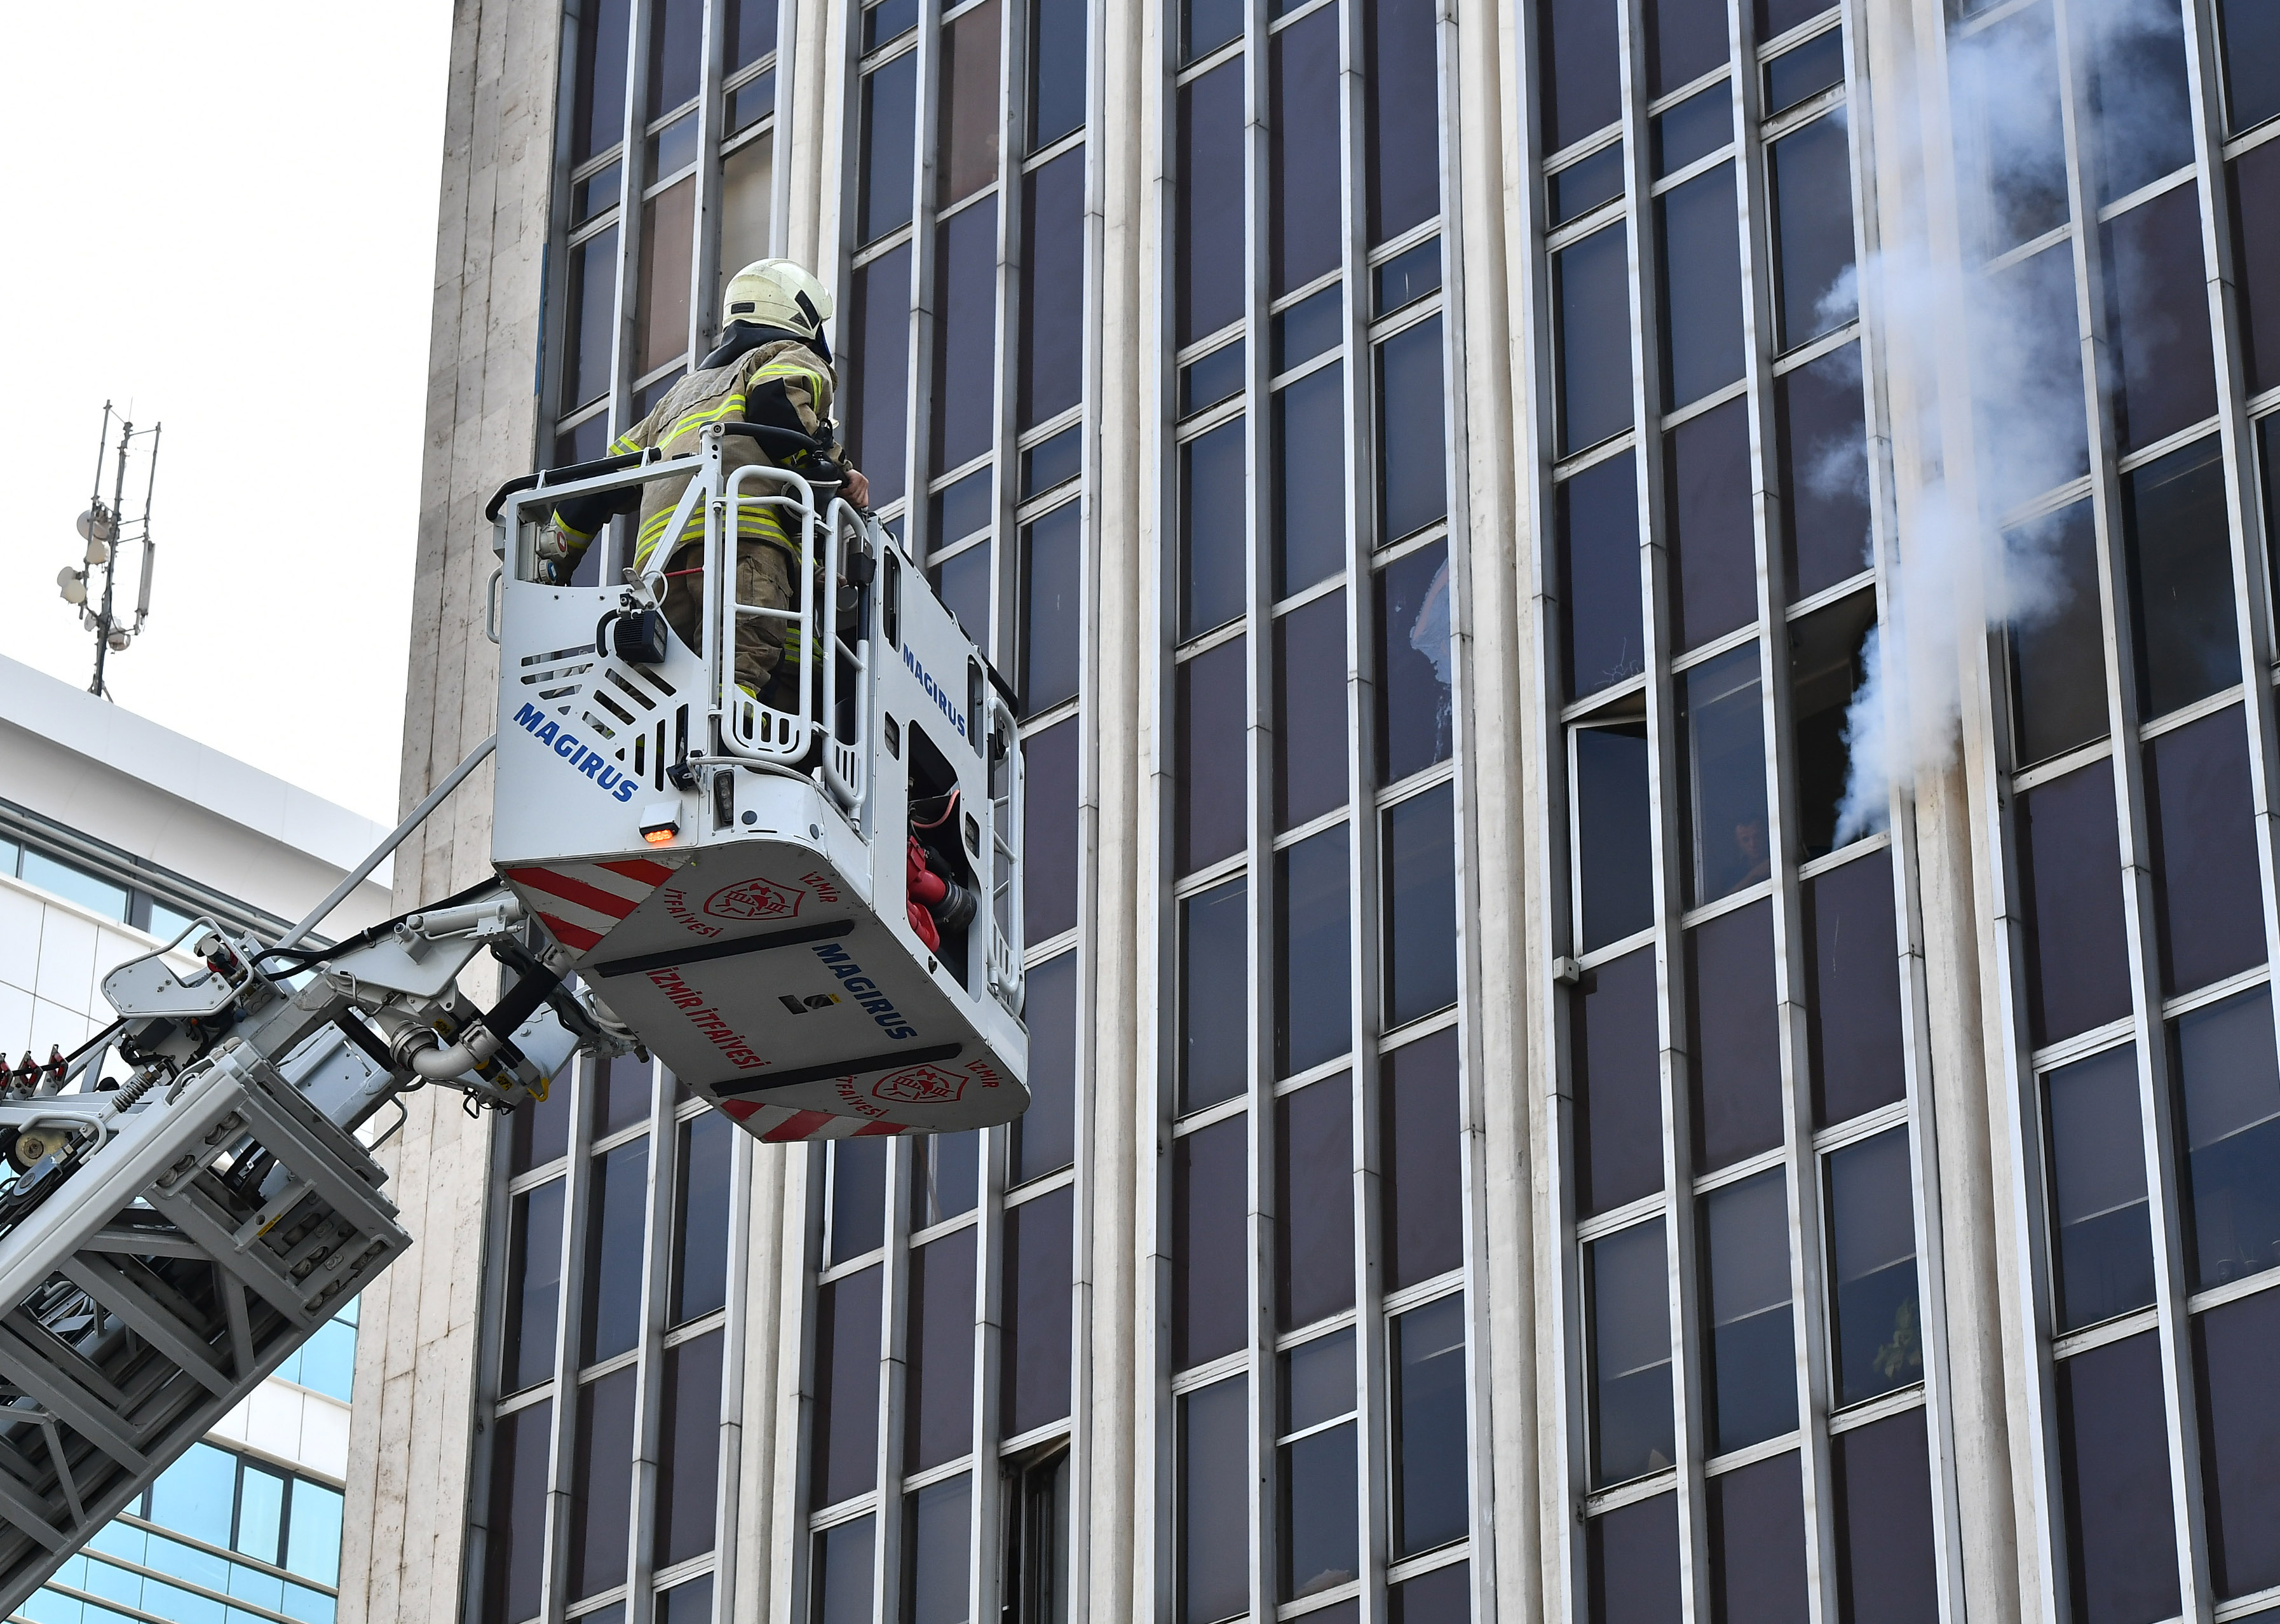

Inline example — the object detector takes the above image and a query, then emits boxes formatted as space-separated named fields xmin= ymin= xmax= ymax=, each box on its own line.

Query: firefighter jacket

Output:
xmin=550 ymin=330 xmax=845 ymax=569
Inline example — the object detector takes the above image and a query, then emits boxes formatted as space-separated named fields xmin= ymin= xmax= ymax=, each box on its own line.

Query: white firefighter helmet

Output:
xmin=722 ymin=259 xmax=834 ymax=344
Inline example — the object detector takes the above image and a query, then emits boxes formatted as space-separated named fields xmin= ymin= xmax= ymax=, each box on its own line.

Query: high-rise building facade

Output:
xmin=360 ymin=0 xmax=2280 ymax=1620
xmin=0 ymin=656 xmax=392 ymax=1624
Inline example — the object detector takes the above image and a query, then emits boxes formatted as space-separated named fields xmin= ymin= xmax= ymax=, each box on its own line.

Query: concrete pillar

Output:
xmin=339 ymin=2 xmax=562 ymax=1621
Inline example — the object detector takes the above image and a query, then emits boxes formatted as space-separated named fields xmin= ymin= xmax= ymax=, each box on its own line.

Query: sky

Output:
xmin=0 ymin=4 xmax=454 ymax=822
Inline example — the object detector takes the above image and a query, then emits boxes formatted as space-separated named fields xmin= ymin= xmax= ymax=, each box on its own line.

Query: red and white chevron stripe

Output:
xmin=501 ymin=856 xmax=682 ymax=956
xmin=714 ymin=1099 xmax=913 ymax=1140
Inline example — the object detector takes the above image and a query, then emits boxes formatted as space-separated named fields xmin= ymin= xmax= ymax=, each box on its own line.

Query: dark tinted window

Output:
xmin=1182 ymin=418 xmax=1248 ymax=637
xmin=1176 ymin=638 xmax=1248 ymax=875
xmin=1575 ymin=947 xmax=1665 ymax=1216
xmin=1557 ymin=226 xmax=1636 ymax=453
xmin=1391 ymin=1293 xmax=1470 ymax=1555
xmin=1277 ymin=824 xmax=1353 ymax=1075
xmin=1804 ymin=849 xmax=1906 ymax=1125
xmin=1687 ymin=899 xmax=1784 ymax=1171
xmin=571 ymin=1366 xmax=637 ymax=1597
xmin=483 ymin=1400 xmax=552 ymax=1623
xmin=505 ymin=1182 xmax=564 ymax=1393
xmin=1701 ymin=1170 xmax=1796 ymax=1452
xmin=1576 ymin=719 xmax=1655 ymax=949
xmin=848 ymin=245 xmax=911 ymax=510
xmin=2017 ymin=762 xmax=2130 ymax=1046
xmin=1003 ymin=1186 xmax=1075 ymax=1433
xmin=2056 ymin=1334 xmax=2182 ymax=1624
xmin=1377 ymin=539 xmax=1455 ymax=782
xmin=509 ymin=1072 xmax=573 ymax=1172
xmin=2193 ymin=1287 xmax=2280 ymax=1597
xmin=1590 ymin=1221 xmax=1674 ymax=1485
xmin=906 ymin=1229 xmax=977 ymax=1470
xmin=648 ymin=0 xmax=702 ymax=110
xmin=1551 ymin=144 xmax=1625 ymax=226
xmin=1646 ymin=0 xmax=1728 ymax=95
xmin=2222 ymin=0 xmax=2280 ymax=130
xmin=932 ymin=198 xmax=998 ymax=474
xmin=671 ymin=1112 xmax=733 ymax=1323
xmin=2145 ymin=706 xmax=2263 ymax=995
xmin=1380 ymin=316 xmax=1449 ymax=541
xmin=1831 ymin=1411 xmax=1939 ymax=1624
xmin=1365 ymin=0 xmax=1441 ymax=243
xmin=2104 ymin=187 xmax=2216 ymax=453
xmin=1384 ymin=784 xmax=1458 ymax=1027
xmin=1179 ymin=1377 xmax=1249 ymax=1624
xmin=813 ymin=1267 xmax=883 ymax=1506
xmin=1014 ymin=951 xmax=1078 ymax=1182
xmin=859 ymin=53 xmax=918 ymax=243
xmin=1174 ymin=1116 xmax=1250 ymax=1368
xmin=1275 ymin=363 xmax=1348 ymax=597
xmin=1030 ymin=0 xmax=1087 ymax=145
xmin=1826 ymin=1127 xmax=1922 ymax=1404
xmin=2007 ymin=500 xmax=2108 ymax=766
xmin=655 ymin=1330 xmax=722 ymax=1566
xmin=1021 ymin=147 xmax=1086 ymax=427
xmin=1667 ymin=397 xmax=1757 ymax=653
xmin=1678 ymin=647 xmax=1770 ymax=908
xmin=1178 ymin=62 xmax=1245 ymax=344
xmin=583 ymin=1136 xmax=650 ymax=1363
xmin=1388 ymin=1562 xmax=1466 ymax=1623
xmin=906 ymin=1474 xmax=970 ymax=1624
xmin=1281 ymin=1419 xmax=1359 ymax=1599
xmin=1382 ymin=1027 xmax=1464 ymax=1287
xmin=1541 ymin=0 xmax=1622 ymax=150
xmin=1653 ymin=85 xmax=1729 ymax=179
xmin=1763 ymin=27 xmax=1843 ymax=112
xmin=1275 ymin=593 xmax=1349 ymax=830
xmin=813 ymin=1516 xmax=874 ymax=1624
xmin=1587 ymin=1494 xmax=1681 ymax=1624
xmin=1021 ymin=502 xmax=1082 ymax=714
xmin=831 ymin=1137 xmax=889 ymax=1263
xmin=571 ymin=0 xmax=632 ymax=163
xmin=1788 ymin=588 xmax=1878 ymax=859
xmin=1559 ymin=452 xmax=1645 ymax=701
xmin=1776 ymin=341 xmax=1871 ymax=599
xmin=1658 ymin=163 xmax=1746 ymax=407
xmin=1024 ymin=715 xmax=1080 ymax=942
xmin=2173 ymin=986 xmax=2280 ymax=1291
xmin=1706 ymin=1452 xmax=1808 ymax=1624
xmin=2044 ymin=1045 xmax=2155 ymax=1332
xmin=1270 ymin=9 xmax=1341 ymax=295
xmin=937 ymin=0 xmax=1000 ymax=207
xmin=1181 ymin=878 xmax=1250 ymax=1112
xmin=2122 ymin=435 xmax=2238 ymax=720
xmin=564 ymin=226 xmax=620 ymax=412
xmin=1277 ymin=1074 xmax=1355 ymax=1329
xmin=2229 ymin=139 xmax=2280 ymax=391
xmin=1768 ymin=113 xmax=1856 ymax=349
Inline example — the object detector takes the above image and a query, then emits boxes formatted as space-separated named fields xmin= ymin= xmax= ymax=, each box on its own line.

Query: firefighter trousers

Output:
xmin=658 ymin=537 xmax=804 ymax=703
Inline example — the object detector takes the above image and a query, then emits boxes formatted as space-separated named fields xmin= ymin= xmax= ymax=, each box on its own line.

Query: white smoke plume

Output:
xmin=1824 ymin=0 xmax=2197 ymax=844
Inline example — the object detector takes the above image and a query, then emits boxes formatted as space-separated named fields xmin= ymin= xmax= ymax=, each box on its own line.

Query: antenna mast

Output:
xmin=60 ymin=402 xmax=162 ymax=699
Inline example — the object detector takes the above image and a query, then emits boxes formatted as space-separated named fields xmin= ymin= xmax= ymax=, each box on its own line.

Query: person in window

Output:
xmin=543 ymin=259 xmax=871 ymax=705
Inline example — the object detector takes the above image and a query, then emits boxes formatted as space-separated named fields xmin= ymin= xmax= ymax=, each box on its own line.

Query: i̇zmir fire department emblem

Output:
xmin=704 ymin=876 xmax=804 ymax=921
xmin=872 ymin=1064 xmax=968 ymax=1104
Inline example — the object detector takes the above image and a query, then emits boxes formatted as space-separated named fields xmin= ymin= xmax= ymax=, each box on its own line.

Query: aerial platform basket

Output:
xmin=486 ymin=424 xmax=1031 ymax=1141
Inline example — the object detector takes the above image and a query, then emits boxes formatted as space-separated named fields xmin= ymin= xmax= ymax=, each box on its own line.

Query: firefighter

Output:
xmin=543 ymin=259 xmax=871 ymax=705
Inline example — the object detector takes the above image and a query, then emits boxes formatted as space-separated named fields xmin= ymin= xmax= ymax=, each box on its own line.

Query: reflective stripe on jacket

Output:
xmin=551 ymin=338 xmax=843 ymax=569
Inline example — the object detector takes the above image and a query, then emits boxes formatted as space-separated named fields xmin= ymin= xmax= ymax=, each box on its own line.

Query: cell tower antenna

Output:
xmin=59 ymin=401 xmax=163 ymax=698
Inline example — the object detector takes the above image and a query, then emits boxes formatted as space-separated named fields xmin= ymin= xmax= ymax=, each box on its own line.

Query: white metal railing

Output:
xmin=985 ymin=684 xmax=1025 ymax=1014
